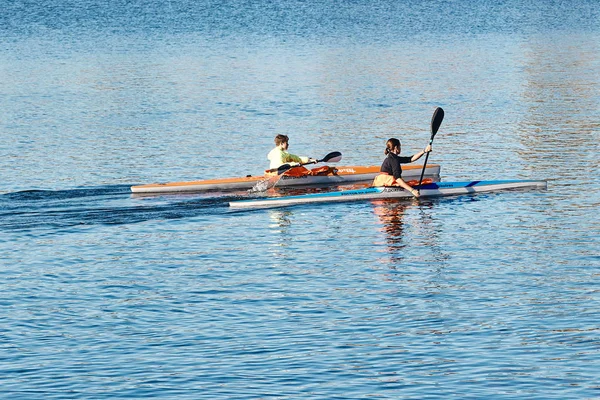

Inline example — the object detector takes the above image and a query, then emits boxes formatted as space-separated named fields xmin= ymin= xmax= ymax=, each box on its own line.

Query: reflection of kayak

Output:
xmin=130 ymin=164 xmax=441 ymax=193
xmin=229 ymin=180 xmax=548 ymax=209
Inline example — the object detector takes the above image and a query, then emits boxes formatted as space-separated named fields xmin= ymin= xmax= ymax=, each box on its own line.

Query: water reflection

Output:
xmin=371 ymin=200 xmax=410 ymax=263
xmin=518 ymin=33 xmax=600 ymax=180
xmin=268 ymin=209 xmax=292 ymax=230
xmin=372 ymin=198 xmax=449 ymax=268
xmin=372 ymin=200 xmax=407 ymax=241
xmin=267 ymin=209 xmax=293 ymax=256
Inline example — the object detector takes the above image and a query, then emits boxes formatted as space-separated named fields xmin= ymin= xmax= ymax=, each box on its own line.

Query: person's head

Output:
xmin=274 ymin=134 xmax=289 ymax=150
xmin=385 ymin=138 xmax=401 ymax=155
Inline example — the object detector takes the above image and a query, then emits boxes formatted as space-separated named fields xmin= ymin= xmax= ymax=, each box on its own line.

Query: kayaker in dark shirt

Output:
xmin=373 ymin=138 xmax=431 ymax=197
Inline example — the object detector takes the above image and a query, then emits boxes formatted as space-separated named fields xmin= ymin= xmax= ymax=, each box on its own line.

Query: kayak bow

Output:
xmin=228 ymin=180 xmax=548 ymax=209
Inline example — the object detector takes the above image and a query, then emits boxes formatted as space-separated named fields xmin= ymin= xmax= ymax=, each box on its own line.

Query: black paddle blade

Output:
xmin=320 ymin=151 xmax=342 ymax=163
xmin=417 ymin=107 xmax=444 ymax=191
xmin=430 ymin=107 xmax=445 ymax=139
xmin=276 ymin=163 xmax=295 ymax=175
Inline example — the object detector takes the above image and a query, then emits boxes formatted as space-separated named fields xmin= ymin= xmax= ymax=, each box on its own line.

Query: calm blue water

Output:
xmin=1 ymin=1 xmax=599 ymax=398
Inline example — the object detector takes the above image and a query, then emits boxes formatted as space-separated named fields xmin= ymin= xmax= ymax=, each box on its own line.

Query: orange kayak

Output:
xmin=130 ymin=164 xmax=441 ymax=193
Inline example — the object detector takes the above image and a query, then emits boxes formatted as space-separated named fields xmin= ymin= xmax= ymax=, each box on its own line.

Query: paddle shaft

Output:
xmin=416 ymin=145 xmax=432 ymax=190
xmin=267 ymin=151 xmax=342 ymax=174
xmin=417 ymin=107 xmax=444 ymax=191
xmin=256 ymin=151 xmax=342 ymax=191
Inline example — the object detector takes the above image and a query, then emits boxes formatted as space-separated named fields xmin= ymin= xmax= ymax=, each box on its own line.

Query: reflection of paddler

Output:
xmin=372 ymin=200 xmax=409 ymax=253
xmin=373 ymin=138 xmax=432 ymax=197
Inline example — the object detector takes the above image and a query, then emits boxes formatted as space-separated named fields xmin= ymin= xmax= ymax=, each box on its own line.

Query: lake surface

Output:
xmin=1 ymin=0 xmax=599 ymax=398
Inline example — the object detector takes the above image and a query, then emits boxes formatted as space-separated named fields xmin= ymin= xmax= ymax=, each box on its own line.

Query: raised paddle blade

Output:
xmin=325 ymin=154 xmax=342 ymax=163
xmin=319 ymin=151 xmax=342 ymax=163
xmin=430 ymin=107 xmax=444 ymax=140
xmin=418 ymin=107 xmax=444 ymax=191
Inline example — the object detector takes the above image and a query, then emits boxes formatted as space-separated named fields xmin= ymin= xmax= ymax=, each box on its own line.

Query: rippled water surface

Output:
xmin=1 ymin=1 xmax=599 ymax=398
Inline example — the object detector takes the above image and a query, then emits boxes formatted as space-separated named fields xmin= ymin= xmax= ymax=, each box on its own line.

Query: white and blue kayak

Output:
xmin=229 ymin=180 xmax=547 ymax=209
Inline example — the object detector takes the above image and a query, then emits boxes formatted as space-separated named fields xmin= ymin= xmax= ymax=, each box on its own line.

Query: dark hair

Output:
xmin=384 ymin=138 xmax=400 ymax=155
xmin=274 ymin=134 xmax=289 ymax=146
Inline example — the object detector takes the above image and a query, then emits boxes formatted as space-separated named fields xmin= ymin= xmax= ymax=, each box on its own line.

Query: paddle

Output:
xmin=267 ymin=151 xmax=342 ymax=174
xmin=251 ymin=151 xmax=343 ymax=192
xmin=417 ymin=107 xmax=444 ymax=192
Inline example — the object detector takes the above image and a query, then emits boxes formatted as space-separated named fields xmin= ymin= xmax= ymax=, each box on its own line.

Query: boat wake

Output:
xmin=248 ymin=178 xmax=271 ymax=192
xmin=0 ymin=185 xmax=242 ymax=234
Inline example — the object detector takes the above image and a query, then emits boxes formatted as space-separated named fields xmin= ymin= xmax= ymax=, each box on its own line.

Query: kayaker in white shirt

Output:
xmin=267 ymin=134 xmax=316 ymax=170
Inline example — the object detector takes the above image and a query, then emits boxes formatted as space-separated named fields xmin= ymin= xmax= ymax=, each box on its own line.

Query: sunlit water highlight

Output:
xmin=1 ymin=0 xmax=599 ymax=398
